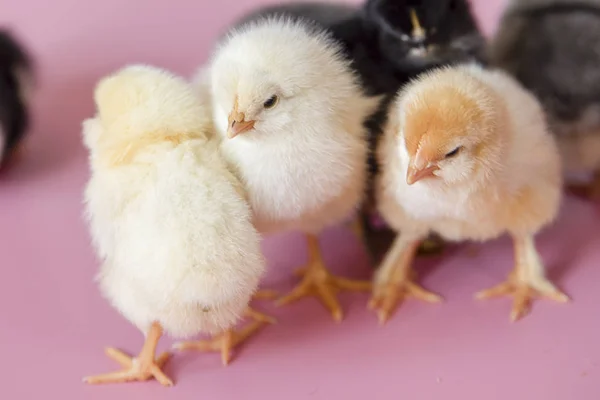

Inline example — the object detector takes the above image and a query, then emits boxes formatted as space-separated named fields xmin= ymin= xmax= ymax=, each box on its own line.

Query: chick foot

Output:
xmin=369 ymin=271 xmax=442 ymax=324
xmin=276 ymin=233 xmax=371 ymax=322
xmin=174 ymin=293 xmax=276 ymax=366
xmin=476 ymin=273 xmax=569 ymax=321
xmin=83 ymin=322 xmax=173 ymax=386
xmin=369 ymin=236 xmax=442 ymax=324
xmin=475 ymin=234 xmax=569 ymax=321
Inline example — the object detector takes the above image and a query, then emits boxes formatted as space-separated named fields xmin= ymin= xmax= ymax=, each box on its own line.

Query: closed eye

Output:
xmin=445 ymin=146 xmax=461 ymax=158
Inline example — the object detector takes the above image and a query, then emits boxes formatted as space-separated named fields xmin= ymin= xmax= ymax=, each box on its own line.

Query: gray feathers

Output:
xmin=491 ymin=0 xmax=600 ymax=136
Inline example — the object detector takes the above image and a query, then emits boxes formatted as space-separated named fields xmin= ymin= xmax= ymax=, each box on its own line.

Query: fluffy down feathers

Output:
xmin=83 ymin=65 xmax=265 ymax=337
xmin=231 ymin=1 xmax=357 ymax=29
xmin=207 ymin=18 xmax=381 ymax=234
xmin=490 ymin=0 xmax=600 ymax=176
xmin=377 ymin=63 xmax=562 ymax=241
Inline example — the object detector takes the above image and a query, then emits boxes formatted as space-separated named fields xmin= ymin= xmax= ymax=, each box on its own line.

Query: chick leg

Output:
xmin=475 ymin=234 xmax=570 ymax=321
xmin=83 ymin=322 xmax=173 ymax=386
xmin=276 ymin=233 xmax=371 ymax=322
xmin=173 ymin=291 xmax=276 ymax=366
xmin=369 ymin=235 xmax=442 ymax=324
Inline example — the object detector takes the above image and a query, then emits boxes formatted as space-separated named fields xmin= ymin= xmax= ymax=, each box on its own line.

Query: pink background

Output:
xmin=2 ymin=0 xmax=599 ymax=399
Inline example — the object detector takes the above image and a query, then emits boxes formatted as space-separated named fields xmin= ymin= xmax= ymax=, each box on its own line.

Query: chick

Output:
xmin=324 ymin=0 xmax=487 ymax=258
xmin=359 ymin=0 xmax=486 ymax=80
xmin=0 ymin=30 xmax=33 ymax=170
xmin=82 ymin=65 xmax=266 ymax=385
xmin=490 ymin=0 xmax=600 ymax=199
xmin=206 ymin=18 xmax=380 ymax=322
xmin=232 ymin=1 xmax=357 ymax=28
xmin=371 ymin=63 xmax=568 ymax=323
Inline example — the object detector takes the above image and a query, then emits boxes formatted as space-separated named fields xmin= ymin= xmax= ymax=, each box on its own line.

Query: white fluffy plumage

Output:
xmin=83 ymin=65 xmax=265 ymax=339
xmin=205 ymin=17 xmax=380 ymax=235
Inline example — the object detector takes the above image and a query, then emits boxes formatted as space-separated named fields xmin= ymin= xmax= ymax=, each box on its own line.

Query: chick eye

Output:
xmin=445 ymin=146 xmax=461 ymax=158
xmin=263 ymin=95 xmax=279 ymax=109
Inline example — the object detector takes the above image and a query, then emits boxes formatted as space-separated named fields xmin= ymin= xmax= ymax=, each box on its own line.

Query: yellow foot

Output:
xmin=173 ymin=298 xmax=276 ymax=366
xmin=369 ymin=275 xmax=442 ymax=324
xmin=83 ymin=347 xmax=173 ymax=386
xmin=476 ymin=275 xmax=570 ymax=322
xmin=276 ymin=263 xmax=371 ymax=323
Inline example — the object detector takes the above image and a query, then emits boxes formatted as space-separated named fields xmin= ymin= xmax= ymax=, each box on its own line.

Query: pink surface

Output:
xmin=1 ymin=0 xmax=598 ymax=399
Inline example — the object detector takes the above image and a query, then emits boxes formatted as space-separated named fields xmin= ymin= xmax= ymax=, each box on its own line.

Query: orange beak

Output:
xmin=406 ymin=164 xmax=438 ymax=185
xmin=227 ymin=100 xmax=255 ymax=138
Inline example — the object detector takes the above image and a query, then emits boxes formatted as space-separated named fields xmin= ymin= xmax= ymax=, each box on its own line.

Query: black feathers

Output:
xmin=0 ymin=29 xmax=32 ymax=167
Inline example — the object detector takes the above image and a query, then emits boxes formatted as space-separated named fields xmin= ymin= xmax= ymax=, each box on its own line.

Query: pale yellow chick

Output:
xmin=207 ymin=18 xmax=380 ymax=322
xmin=82 ymin=65 xmax=266 ymax=385
xmin=372 ymin=63 xmax=569 ymax=323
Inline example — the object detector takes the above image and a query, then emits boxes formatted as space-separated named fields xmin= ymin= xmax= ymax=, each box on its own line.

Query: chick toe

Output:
xmin=83 ymin=322 xmax=173 ymax=386
xmin=83 ymin=348 xmax=173 ymax=386
xmin=83 ymin=353 xmax=172 ymax=386
xmin=369 ymin=279 xmax=442 ymax=324
xmin=173 ymin=302 xmax=275 ymax=366
xmin=277 ymin=258 xmax=370 ymax=322
xmin=277 ymin=233 xmax=371 ymax=322
xmin=476 ymin=273 xmax=569 ymax=321
xmin=174 ymin=319 xmax=267 ymax=366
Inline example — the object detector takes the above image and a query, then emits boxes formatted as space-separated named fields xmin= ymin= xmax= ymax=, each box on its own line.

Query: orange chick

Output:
xmin=371 ymin=63 xmax=569 ymax=323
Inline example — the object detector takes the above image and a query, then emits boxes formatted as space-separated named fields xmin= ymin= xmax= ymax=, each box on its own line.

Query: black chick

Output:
xmin=0 ymin=29 xmax=33 ymax=170
xmin=490 ymin=0 xmax=600 ymax=198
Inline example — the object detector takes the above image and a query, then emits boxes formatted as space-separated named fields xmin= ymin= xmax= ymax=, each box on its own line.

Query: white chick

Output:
xmin=371 ymin=63 xmax=569 ymax=323
xmin=205 ymin=18 xmax=381 ymax=322
xmin=82 ymin=65 xmax=266 ymax=385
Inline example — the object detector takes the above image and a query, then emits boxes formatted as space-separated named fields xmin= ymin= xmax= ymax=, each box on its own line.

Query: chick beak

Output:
xmin=227 ymin=110 xmax=255 ymax=139
xmin=406 ymin=164 xmax=438 ymax=185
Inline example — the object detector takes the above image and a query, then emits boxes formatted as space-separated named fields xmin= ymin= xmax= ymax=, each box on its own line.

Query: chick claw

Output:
xmin=83 ymin=347 xmax=173 ymax=386
xmin=173 ymin=301 xmax=276 ymax=366
xmin=277 ymin=263 xmax=371 ymax=323
xmin=369 ymin=279 xmax=442 ymax=325
xmin=476 ymin=275 xmax=569 ymax=322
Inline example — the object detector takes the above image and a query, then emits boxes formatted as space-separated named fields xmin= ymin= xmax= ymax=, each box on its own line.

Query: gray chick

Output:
xmin=490 ymin=0 xmax=600 ymax=197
